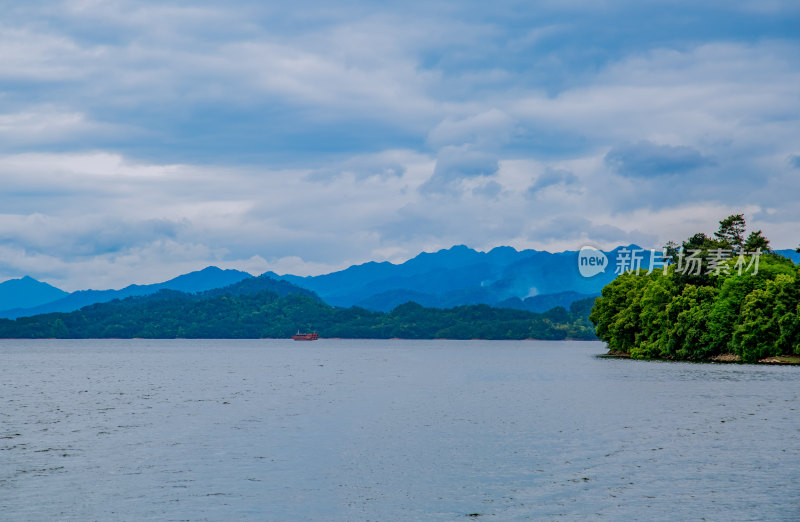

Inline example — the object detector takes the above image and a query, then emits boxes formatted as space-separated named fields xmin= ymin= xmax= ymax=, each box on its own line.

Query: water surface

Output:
xmin=2 ymin=339 xmax=798 ymax=520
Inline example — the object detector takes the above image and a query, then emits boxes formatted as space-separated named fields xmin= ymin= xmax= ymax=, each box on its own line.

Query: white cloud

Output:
xmin=0 ymin=142 xmax=796 ymax=290
xmin=0 ymin=2 xmax=799 ymax=290
xmin=0 ymin=110 xmax=139 ymax=150
xmin=514 ymin=42 xmax=800 ymax=149
xmin=427 ymin=109 xmax=515 ymax=148
xmin=0 ymin=25 xmax=96 ymax=81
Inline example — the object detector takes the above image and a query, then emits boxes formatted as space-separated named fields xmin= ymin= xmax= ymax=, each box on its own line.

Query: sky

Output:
xmin=1 ymin=0 xmax=799 ymax=290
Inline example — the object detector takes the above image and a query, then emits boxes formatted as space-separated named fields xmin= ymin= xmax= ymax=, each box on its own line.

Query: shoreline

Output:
xmin=601 ymin=350 xmax=800 ymax=365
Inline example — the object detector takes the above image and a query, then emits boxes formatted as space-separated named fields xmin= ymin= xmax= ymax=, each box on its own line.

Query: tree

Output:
xmin=663 ymin=240 xmax=680 ymax=260
xmin=633 ymin=273 xmax=675 ymax=358
xmin=744 ymin=230 xmax=770 ymax=253
xmin=589 ymin=272 xmax=649 ymax=353
xmin=682 ymin=232 xmax=718 ymax=252
xmin=675 ymin=233 xmax=719 ymax=288
xmin=731 ymin=274 xmax=799 ymax=362
xmin=714 ymin=214 xmax=746 ymax=252
xmin=705 ymin=271 xmax=762 ymax=355
xmin=50 ymin=318 xmax=69 ymax=338
xmin=590 ymin=215 xmax=800 ymax=361
xmin=665 ymin=284 xmax=717 ymax=360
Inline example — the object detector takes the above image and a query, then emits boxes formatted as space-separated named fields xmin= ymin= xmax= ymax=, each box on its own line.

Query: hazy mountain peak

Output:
xmin=0 ymin=266 xmax=253 ymax=319
xmin=0 ymin=276 xmax=69 ymax=311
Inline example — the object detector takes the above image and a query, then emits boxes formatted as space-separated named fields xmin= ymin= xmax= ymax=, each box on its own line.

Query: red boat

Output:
xmin=291 ymin=331 xmax=319 ymax=341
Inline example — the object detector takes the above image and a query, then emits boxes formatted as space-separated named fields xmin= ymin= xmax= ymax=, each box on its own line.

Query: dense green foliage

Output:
xmin=0 ymin=283 xmax=597 ymax=340
xmin=590 ymin=216 xmax=800 ymax=362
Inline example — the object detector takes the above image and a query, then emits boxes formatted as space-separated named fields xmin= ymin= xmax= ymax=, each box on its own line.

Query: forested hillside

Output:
xmin=590 ymin=215 xmax=800 ymax=362
xmin=0 ymin=276 xmax=596 ymax=340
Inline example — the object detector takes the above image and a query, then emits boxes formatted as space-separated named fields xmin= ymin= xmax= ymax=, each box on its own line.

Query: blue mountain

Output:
xmin=0 ymin=276 xmax=69 ymax=311
xmin=496 ymin=291 xmax=602 ymax=314
xmin=6 ymin=246 xmax=794 ymax=320
xmin=775 ymin=249 xmax=800 ymax=264
xmin=328 ymin=246 xmax=797 ymax=313
xmin=268 ymin=245 xmax=655 ymax=312
xmin=0 ymin=266 xmax=253 ymax=319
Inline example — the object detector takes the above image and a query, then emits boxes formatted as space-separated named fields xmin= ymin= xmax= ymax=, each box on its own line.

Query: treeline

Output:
xmin=590 ymin=215 xmax=800 ymax=362
xmin=0 ymin=281 xmax=597 ymax=340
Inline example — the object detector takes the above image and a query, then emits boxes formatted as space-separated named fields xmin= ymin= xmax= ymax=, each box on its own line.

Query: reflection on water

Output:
xmin=2 ymin=339 xmax=799 ymax=520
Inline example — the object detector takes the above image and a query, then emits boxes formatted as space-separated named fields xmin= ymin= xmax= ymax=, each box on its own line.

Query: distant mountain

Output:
xmin=354 ymin=289 xmax=447 ymax=311
xmin=270 ymin=245 xmax=650 ymax=312
xmin=776 ymin=249 xmax=800 ymax=264
xmin=496 ymin=291 xmax=600 ymax=314
xmin=6 ymin=244 xmax=793 ymax=320
xmin=202 ymin=273 xmax=320 ymax=300
xmin=0 ymin=275 xmax=595 ymax=340
xmin=268 ymin=245 xmax=529 ymax=305
xmin=0 ymin=266 xmax=253 ymax=319
xmin=0 ymin=276 xmax=69 ymax=311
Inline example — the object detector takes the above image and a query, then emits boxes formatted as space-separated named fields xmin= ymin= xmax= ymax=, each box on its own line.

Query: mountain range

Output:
xmin=0 ymin=266 xmax=251 ymax=319
xmin=1 ymin=246 xmax=797 ymax=319
xmin=268 ymin=244 xmax=662 ymax=311
xmin=0 ymin=273 xmax=595 ymax=340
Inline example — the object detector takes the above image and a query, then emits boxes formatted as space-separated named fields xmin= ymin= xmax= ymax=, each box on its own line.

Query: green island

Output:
xmin=0 ymin=274 xmax=596 ymax=340
xmin=590 ymin=215 xmax=800 ymax=363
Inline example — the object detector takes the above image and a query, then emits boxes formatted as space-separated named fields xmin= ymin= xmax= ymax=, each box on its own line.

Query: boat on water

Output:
xmin=291 ymin=331 xmax=319 ymax=341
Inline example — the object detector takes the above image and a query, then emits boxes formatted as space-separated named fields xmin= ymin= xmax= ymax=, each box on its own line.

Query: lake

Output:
xmin=2 ymin=339 xmax=799 ymax=520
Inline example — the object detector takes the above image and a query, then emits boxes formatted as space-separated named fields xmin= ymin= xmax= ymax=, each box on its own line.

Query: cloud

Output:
xmin=0 ymin=25 xmax=94 ymax=82
xmin=427 ymin=109 xmax=515 ymax=148
xmin=0 ymin=108 xmax=131 ymax=150
xmin=420 ymin=146 xmax=500 ymax=194
xmin=304 ymin=149 xmax=427 ymax=182
xmin=0 ymin=2 xmax=799 ymax=289
xmin=528 ymin=215 xmax=656 ymax=247
xmin=604 ymin=140 xmax=716 ymax=177
xmin=472 ymin=180 xmax=502 ymax=199
xmin=527 ymin=168 xmax=578 ymax=196
xmin=514 ymin=42 xmax=800 ymax=152
xmin=0 ymin=213 xmax=183 ymax=258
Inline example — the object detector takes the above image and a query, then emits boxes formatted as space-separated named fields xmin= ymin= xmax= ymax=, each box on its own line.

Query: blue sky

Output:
xmin=1 ymin=0 xmax=799 ymax=290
